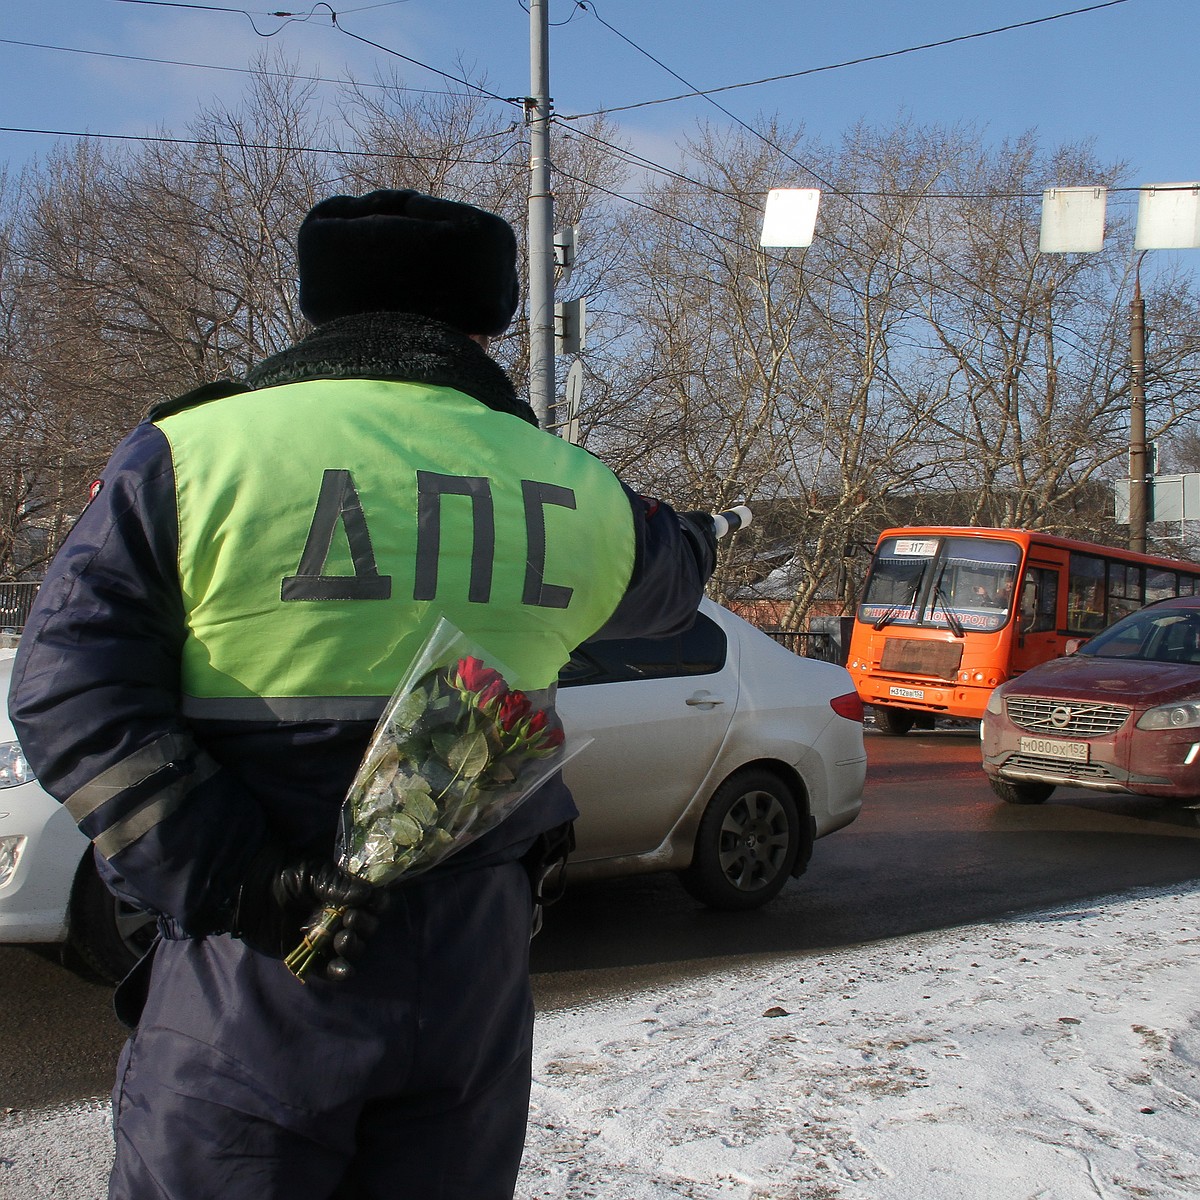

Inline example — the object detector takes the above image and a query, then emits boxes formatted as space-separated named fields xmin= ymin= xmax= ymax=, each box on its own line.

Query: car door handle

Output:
xmin=685 ymin=691 xmax=725 ymax=708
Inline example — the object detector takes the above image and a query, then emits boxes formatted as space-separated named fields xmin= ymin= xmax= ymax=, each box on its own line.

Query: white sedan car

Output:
xmin=0 ymin=600 xmax=866 ymax=983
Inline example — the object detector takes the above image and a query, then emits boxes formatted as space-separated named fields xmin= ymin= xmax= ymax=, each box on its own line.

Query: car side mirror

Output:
xmin=1064 ymin=637 xmax=1088 ymax=655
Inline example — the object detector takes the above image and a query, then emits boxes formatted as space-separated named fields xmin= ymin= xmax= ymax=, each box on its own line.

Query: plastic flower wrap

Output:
xmin=285 ymin=617 xmax=585 ymax=980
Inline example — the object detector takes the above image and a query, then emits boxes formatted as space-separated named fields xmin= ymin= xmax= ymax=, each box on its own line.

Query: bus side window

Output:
xmin=1067 ymin=553 xmax=1106 ymax=633
xmin=1106 ymin=561 xmax=1145 ymax=624
xmin=1146 ymin=568 xmax=1177 ymax=604
xmin=1022 ymin=568 xmax=1058 ymax=634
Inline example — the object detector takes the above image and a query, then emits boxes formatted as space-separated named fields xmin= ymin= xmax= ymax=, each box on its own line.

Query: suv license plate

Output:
xmin=889 ymin=686 xmax=925 ymax=700
xmin=1019 ymin=735 xmax=1089 ymax=762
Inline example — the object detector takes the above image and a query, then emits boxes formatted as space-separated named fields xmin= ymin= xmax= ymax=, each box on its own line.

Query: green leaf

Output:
xmin=447 ymin=730 xmax=491 ymax=780
xmin=350 ymin=829 xmax=402 ymax=877
xmin=389 ymin=690 xmax=428 ymax=733
xmin=401 ymin=788 xmax=439 ymax=829
xmin=429 ymin=728 xmax=460 ymax=762
xmin=487 ymin=760 xmax=519 ymax=787
xmin=393 ymin=775 xmax=435 ymax=813
xmin=391 ymin=729 xmax=434 ymax=763
xmin=423 ymin=827 xmax=455 ymax=856
xmin=419 ymin=757 xmax=459 ymax=796
xmin=387 ymin=811 xmax=425 ymax=848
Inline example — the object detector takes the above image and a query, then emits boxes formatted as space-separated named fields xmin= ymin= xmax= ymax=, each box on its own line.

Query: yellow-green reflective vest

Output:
xmin=156 ymin=379 xmax=636 ymax=720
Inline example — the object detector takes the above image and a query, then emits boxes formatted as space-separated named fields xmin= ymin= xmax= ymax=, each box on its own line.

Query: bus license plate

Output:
xmin=1019 ymin=736 xmax=1089 ymax=762
xmin=889 ymin=686 xmax=925 ymax=701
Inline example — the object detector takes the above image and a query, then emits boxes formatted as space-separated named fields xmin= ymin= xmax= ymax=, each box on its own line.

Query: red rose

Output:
xmin=497 ymin=690 xmax=532 ymax=732
xmin=454 ymin=656 xmax=498 ymax=691
xmin=452 ymin=657 xmax=507 ymax=709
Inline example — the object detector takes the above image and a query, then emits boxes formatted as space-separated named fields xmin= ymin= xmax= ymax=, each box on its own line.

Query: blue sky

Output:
xmin=0 ymin=0 xmax=1196 ymax=212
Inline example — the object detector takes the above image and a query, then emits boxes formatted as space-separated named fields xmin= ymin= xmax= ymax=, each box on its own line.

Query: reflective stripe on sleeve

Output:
xmin=92 ymin=756 xmax=222 ymax=860
xmin=64 ymin=732 xmax=195 ymax=822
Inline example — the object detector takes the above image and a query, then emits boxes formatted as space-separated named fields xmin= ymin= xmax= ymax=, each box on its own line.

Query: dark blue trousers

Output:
xmin=108 ymin=860 xmax=535 ymax=1199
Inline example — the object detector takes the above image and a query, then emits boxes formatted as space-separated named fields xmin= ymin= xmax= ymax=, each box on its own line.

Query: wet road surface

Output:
xmin=3 ymin=727 xmax=1198 ymax=1110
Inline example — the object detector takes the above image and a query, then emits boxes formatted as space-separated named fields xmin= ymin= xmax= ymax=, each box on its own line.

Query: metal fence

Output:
xmin=761 ymin=615 xmax=854 ymax=666
xmin=761 ymin=629 xmax=841 ymax=664
xmin=0 ymin=582 xmax=40 ymax=633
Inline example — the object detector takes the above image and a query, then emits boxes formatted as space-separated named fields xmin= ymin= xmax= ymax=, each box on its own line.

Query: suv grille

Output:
xmin=1004 ymin=695 xmax=1130 ymax=736
xmin=1004 ymin=754 xmax=1117 ymax=782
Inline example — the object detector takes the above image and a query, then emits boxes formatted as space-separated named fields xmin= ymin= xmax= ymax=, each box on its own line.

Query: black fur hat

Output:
xmin=297 ymin=189 xmax=520 ymax=335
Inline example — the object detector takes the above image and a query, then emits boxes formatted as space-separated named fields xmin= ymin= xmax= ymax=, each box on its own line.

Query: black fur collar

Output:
xmin=244 ymin=312 xmax=538 ymax=426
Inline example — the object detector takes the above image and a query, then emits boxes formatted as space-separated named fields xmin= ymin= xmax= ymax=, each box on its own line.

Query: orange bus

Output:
xmin=846 ymin=526 xmax=1200 ymax=734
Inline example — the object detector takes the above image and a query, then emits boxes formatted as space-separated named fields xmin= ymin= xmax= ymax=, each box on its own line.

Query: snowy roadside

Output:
xmin=4 ymin=881 xmax=1200 ymax=1199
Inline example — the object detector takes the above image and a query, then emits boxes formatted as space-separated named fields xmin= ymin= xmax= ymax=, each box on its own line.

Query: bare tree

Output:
xmin=335 ymin=69 xmax=630 ymax=402
xmin=7 ymin=77 xmax=1200 ymax=603
xmin=599 ymin=121 xmax=1200 ymax=625
xmin=603 ymin=121 xmax=965 ymax=624
xmin=0 ymin=57 xmax=332 ymax=570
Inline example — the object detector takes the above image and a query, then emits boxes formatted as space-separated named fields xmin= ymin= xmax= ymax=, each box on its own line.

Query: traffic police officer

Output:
xmin=8 ymin=189 xmax=716 ymax=1199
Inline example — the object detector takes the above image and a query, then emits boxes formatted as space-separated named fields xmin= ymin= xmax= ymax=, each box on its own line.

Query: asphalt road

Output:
xmin=3 ymin=726 xmax=1199 ymax=1112
xmin=529 ymin=726 xmax=1200 ymax=1004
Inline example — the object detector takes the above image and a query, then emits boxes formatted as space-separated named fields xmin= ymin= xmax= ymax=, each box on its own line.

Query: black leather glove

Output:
xmin=232 ymin=846 xmax=388 ymax=981
xmin=679 ymin=511 xmax=719 ymax=566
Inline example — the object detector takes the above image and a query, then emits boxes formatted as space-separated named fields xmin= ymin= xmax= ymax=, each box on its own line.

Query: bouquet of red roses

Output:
xmin=285 ymin=618 xmax=583 ymax=980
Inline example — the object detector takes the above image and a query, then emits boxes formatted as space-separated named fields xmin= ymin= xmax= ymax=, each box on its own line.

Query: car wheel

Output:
xmin=988 ymin=776 xmax=1054 ymax=805
xmin=680 ymin=769 xmax=802 ymax=911
xmin=873 ymin=706 xmax=916 ymax=736
xmin=69 ymin=854 xmax=157 ymax=984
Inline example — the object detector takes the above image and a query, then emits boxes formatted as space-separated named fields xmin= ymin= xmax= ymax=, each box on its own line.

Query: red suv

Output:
xmin=981 ymin=595 xmax=1200 ymax=805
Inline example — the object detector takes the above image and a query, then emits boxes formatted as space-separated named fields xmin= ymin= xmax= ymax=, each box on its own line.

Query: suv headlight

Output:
xmin=0 ymin=740 xmax=34 ymax=789
xmin=985 ymin=687 xmax=1005 ymax=716
xmin=1136 ymin=703 xmax=1200 ymax=731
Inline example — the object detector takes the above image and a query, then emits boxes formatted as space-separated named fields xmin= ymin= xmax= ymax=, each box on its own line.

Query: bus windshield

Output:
xmin=857 ymin=535 xmax=1023 ymax=634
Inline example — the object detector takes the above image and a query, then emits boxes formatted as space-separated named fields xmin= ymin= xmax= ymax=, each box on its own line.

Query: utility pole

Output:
xmin=1128 ymin=251 xmax=1148 ymax=553
xmin=526 ymin=0 xmax=555 ymax=428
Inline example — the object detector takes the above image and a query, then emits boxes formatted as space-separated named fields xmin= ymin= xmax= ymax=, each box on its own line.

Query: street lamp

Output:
xmin=1040 ymin=182 xmax=1200 ymax=552
xmin=1128 ymin=250 xmax=1149 ymax=551
xmin=527 ymin=0 xmax=554 ymax=428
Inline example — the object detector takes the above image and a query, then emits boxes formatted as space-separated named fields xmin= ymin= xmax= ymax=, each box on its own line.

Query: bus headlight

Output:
xmin=1137 ymin=703 xmax=1200 ymax=731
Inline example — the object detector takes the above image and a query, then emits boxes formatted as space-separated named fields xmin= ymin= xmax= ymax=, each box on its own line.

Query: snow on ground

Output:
xmin=4 ymin=882 xmax=1200 ymax=1199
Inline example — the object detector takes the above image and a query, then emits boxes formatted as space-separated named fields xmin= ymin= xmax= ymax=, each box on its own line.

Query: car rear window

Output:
xmin=559 ymin=612 xmax=727 ymax=686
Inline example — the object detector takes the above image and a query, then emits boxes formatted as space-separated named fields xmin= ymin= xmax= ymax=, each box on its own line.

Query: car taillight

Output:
xmin=830 ymin=691 xmax=865 ymax=722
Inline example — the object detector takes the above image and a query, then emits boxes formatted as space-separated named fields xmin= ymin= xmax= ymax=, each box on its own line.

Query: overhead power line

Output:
xmin=554 ymin=119 xmax=1165 ymax=203
xmin=110 ymin=0 xmax=404 ymax=16
xmin=0 ymin=36 xmax=466 ymax=97
xmin=0 ymin=124 xmax=523 ymax=163
xmin=324 ymin=14 xmax=521 ymax=106
xmin=106 ymin=0 xmax=521 ymax=104
xmin=112 ymin=0 xmax=339 ymax=39
xmin=550 ymin=156 xmax=1116 ymax=398
xmin=569 ymin=0 xmax=1140 ymax=365
xmin=3 ymin=0 xmax=1161 ymax=374
xmin=3 ymin=114 xmax=1166 ymax=206
xmin=563 ymin=0 xmax=1134 ymax=120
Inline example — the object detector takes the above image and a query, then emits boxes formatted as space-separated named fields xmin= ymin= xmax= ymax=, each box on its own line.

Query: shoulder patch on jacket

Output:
xmin=146 ymin=380 xmax=252 ymax=423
